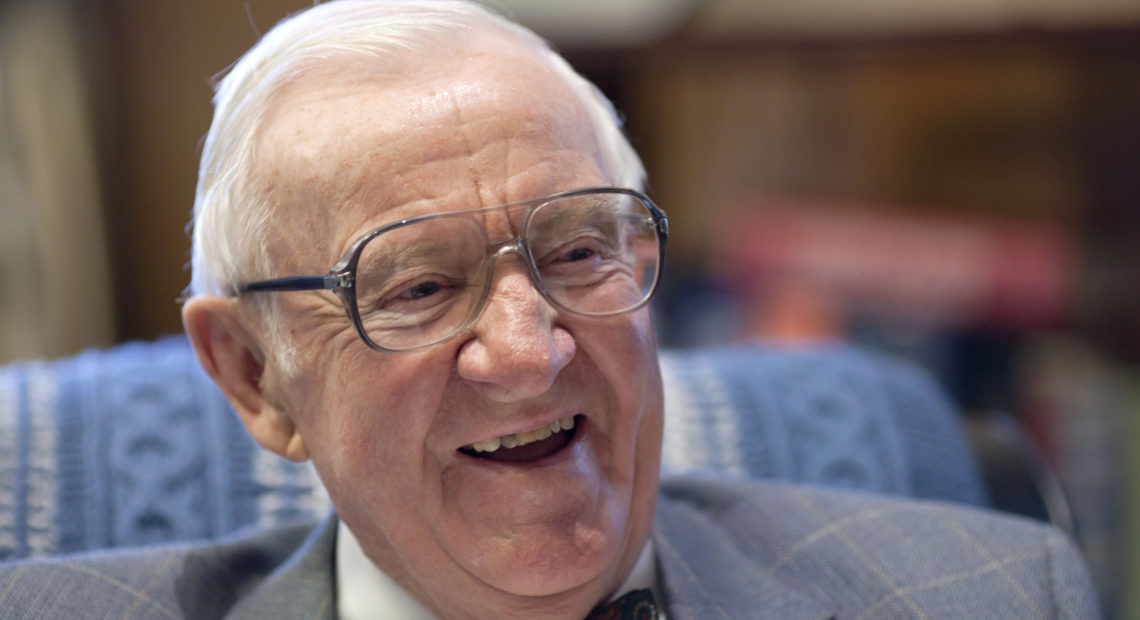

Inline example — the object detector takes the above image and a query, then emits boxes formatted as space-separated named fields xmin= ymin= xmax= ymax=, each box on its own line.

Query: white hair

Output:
xmin=186 ymin=0 xmax=645 ymax=370
xmin=189 ymin=0 xmax=645 ymax=299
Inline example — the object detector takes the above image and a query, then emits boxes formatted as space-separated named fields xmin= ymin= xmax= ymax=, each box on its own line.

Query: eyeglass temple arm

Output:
xmin=234 ymin=274 xmax=347 ymax=294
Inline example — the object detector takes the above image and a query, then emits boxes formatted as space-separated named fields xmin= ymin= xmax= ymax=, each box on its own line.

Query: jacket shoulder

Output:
xmin=0 ymin=520 xmax=319 ymax=620
xmin=656 ymin=475 xmax=1101 ymax=620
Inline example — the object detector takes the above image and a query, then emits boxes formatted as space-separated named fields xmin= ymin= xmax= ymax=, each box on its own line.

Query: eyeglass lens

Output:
xmin=351 ymin=191 xmax=661 ymax=351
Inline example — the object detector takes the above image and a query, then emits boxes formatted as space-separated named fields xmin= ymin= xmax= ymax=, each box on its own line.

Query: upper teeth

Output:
xmin=468 ymin=417 xmax=575 ymax=453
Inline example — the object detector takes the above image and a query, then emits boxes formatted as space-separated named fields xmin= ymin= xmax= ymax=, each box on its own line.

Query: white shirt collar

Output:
xmin=337 ymin=520 xmax=436 ymax=620
xmin=336 ymin=520 xmax=663 ymax=620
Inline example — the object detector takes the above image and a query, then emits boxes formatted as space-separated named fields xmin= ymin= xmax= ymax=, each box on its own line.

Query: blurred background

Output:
xmin=0 ymin=0 xmax=1136 ymax=615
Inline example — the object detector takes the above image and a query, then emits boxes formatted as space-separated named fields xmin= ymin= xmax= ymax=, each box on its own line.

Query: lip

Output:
xmin=455 ymin=414 xmax=587 ymax=469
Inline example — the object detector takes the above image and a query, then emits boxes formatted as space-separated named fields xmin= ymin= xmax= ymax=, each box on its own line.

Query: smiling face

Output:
xmin=244 ymin=40 xmax=664 ymax=619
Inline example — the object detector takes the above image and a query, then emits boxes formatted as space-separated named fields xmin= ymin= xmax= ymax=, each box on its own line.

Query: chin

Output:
xmin=474 ymin=502 xmax=651 ymax=608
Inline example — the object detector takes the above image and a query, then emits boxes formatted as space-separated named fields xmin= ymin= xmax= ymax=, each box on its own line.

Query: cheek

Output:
xmin=288 ymin=347 xmax=455 ymax=491
xmin=578 ymin=305 xmax=656 ymax=361
xmin=576 ymin=310 xmax=663 ymax=468
xmin=589 ymin=310 xmax=659 ymax=407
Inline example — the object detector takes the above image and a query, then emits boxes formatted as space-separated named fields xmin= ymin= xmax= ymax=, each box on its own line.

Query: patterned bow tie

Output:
xmin=585 ymin=588 xmax=658 ymax=620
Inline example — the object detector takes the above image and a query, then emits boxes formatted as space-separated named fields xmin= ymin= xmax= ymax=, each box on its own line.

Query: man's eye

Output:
xmin=401 ymin=280 xmax=442 ymax=300
xmin=562 ymin=247 xmax=596 ymax=262
xmin=367 ymin=274 xmax=457 ymax=314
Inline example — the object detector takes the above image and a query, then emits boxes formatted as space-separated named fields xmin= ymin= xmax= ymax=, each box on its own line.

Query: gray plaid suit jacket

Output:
xmin=0 ymin=476 xmax=1100 ymax=619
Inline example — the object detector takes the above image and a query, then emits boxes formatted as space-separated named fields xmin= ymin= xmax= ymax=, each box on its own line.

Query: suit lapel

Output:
xmin=653 ymin=492 xmax=834 ymax=620
xmin=226 ymin=513 xmax=338 ymax=620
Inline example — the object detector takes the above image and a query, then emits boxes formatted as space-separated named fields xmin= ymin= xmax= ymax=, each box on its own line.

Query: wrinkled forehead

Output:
xmin=251 ymin=40 xmax=605 ymax=271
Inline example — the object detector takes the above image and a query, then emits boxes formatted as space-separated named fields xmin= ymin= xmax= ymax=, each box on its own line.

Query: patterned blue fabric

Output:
xmin=657 ymin=346 xmax=988 ymax=506
xmin=0 ymin=336 xmax=987 ymax=561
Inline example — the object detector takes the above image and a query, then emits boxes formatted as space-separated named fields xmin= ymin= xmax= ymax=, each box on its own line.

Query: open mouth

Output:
xmin=459 ymin=415 xmax=582 ymax=463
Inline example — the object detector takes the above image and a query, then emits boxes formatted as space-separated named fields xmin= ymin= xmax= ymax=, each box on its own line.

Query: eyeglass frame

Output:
xmin=232 ymin=186 xmax=669 ymax=353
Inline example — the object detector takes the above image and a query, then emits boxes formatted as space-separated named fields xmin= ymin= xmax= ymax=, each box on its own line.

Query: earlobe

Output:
xmin=182 ymin=297 xmax=309 ymax=462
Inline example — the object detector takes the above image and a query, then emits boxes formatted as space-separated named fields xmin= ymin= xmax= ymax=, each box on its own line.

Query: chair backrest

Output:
xmin=0 ymin=336 xmax=987 ymax=561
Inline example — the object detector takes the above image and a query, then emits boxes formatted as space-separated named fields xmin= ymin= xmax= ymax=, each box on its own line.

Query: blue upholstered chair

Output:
xmin=0 ymin=337 xmax=990 ymax=561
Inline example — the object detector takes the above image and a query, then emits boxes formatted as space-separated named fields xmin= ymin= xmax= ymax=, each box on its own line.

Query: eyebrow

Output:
xmin=355 ymin=237 xmax=460 ymax=277
xmin=529 ymin=196 xmax=629 ymax=238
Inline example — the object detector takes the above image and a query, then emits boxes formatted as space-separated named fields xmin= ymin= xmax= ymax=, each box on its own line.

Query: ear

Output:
xmin=182 ymin=296 xmax=310 ymax=462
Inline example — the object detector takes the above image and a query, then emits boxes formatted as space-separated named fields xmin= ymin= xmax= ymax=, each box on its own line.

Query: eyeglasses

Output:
xmin=233 ymin=187 xmax=668 ymax=353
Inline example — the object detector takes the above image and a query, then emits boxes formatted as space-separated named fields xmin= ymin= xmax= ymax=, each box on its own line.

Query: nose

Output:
xmin=455 ymin=258 xmax=575 ymax=401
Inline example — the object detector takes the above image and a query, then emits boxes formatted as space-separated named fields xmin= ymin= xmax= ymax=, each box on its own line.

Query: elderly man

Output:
xmin=0 ymin=1 xmax=1101 ymax=619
